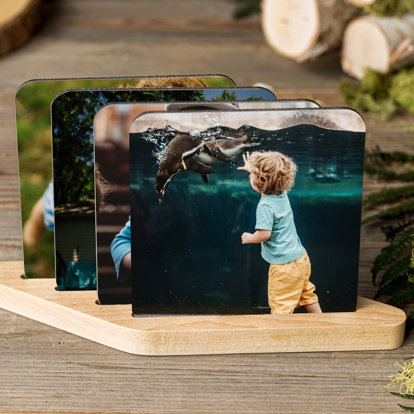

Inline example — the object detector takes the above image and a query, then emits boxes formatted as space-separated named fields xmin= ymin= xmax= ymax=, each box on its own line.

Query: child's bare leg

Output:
xmin=23 ymin=197 xmax=46 ymax=248
xmin=304 ymin=302 xmax=322 ymax=313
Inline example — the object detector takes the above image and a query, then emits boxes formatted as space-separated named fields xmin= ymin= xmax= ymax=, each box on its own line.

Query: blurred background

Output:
xmin=1 ymin=0 xmax=414 ymax=316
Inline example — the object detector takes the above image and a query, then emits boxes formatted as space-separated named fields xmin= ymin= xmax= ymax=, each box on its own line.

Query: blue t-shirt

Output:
xmin=42 ymin=181 xmax=54 ymax=231
xmin=255 ymin=193 xmax=305 ymax=265
xmin=110 ymin=218 xmax=131 ymax=280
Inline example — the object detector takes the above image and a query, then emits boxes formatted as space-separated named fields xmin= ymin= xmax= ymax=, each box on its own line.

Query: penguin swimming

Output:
xmin=155 ymin=133 xmax=258 ymax=203
xmin=156 ymin=133 xmax=214 ymax=203
xmin=188 ymin=135 xmax=259 ymax=166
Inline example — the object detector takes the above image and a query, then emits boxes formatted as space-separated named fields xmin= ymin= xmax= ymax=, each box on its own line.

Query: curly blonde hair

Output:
xmin=118 ymin=77 xmax=208 ymax=89
xmin=249 ymin=151 xmax=297 ymax=195
xmin=135 ymin=77 xmax=208 ymax=88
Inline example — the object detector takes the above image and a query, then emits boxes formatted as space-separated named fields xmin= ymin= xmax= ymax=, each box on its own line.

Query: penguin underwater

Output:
xmin=155 ymin=132 xmax=258 ymax=203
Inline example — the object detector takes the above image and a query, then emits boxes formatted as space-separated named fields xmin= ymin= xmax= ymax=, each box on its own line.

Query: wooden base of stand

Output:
xmin=0 ymin=261 xmax=406 ymax=355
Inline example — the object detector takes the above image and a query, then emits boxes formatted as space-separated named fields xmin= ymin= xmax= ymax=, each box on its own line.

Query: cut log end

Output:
xmin=261 ymin=0 xmax=320 ymax=60
xmin=345 ymin=0 xmax=375 ymax=7
xmin=341 ymin=18 xmax=391 ymax=79
xmin=341 ymin=14 xmax=414 ymax=79
xmin=0 ymin=0 xmax=43 ymax=57
xmin=261 ymin=0 xmax=361 ymax=62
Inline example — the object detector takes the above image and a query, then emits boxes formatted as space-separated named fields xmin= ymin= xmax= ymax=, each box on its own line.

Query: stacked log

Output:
xmin=0 ymin=0 xmax=43 ymax=57
xmin=261 ymin=0 xmax=414 ymax=80
xmin=261 ymin=0 xmax=361 ymax=62
xmin=346 ymin=0 xmax=375 ymax=7
xmin=341 ymin=14 xmax=414 ymax=79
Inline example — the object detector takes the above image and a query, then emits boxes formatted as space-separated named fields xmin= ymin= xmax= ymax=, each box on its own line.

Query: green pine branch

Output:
xmin=391 ymin=392 xmax=414 ymax=400
xmin=375 ymin=273 xmax=410 ymax=299
xmin=231 ymin=0 xmax=261 ymax=19
xmin=399 ymin=403 xmax=414 ymax=412
xmin=387 ymin=269 xmax=414 ymax=306
xmin=364 ymin=165 xmax=414 ymax=182
xmin=372 ymin=232 xmax=413 ymax=284
xmin=363 ymin=185 xmax=414 ymax=207
xmin=365 ymin=146 xmax=414 ymax=167
xmin=362 ymin=200 xmax=414 ymax=225
xmin=379 ymin=256 xmax=412 ymax=288
xmin=382 ymin=219 xmax=414 ymax=241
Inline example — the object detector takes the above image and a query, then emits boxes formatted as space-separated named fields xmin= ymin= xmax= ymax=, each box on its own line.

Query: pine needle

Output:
xmin=231 ymin=0 xmax=260 ymax=19
xmin=391 ymin=392 xmax=414 ymax=400
xmin=364 ymin=166 xmax=414 ymax=182
xmin=365 ymin=146 xmax=414 ymax=167
xmin=375 ymin=274 xmax=410 ymax=299
xmin=382 ymin=219 xmax=414 ymax=241
xmin=371 ymin=232 xmax=413 ymax=282
xmin=362 ymin=200 xmax=414 ymax=224
xmin=387 ymin=273 xmax=414 ymax=306
xmin=378 ymin=256 xmax=412 ymax=287
xmin=363 ymin=185 xmax=414 ymax=207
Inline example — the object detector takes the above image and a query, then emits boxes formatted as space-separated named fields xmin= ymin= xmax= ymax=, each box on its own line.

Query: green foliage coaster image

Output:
xmin=15 ymin=75 xmax=235 ymax=281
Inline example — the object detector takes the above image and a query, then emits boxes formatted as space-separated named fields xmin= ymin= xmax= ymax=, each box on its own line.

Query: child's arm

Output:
xmin=120 ymin=252 xmax=131 ymax=270
xmin=242 ymin=229 xmax=271 ymax=244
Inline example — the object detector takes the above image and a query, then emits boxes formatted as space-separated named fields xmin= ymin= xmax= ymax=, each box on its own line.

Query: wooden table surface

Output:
xmin=0 ymin=1 xmax=413 ymax=413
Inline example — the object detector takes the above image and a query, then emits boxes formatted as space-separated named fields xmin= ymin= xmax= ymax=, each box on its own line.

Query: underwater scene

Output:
xmin=130 ymin=123 xmax=365 ymax=314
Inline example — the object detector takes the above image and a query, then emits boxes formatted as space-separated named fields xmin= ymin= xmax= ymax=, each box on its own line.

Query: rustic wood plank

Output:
xmin=0 ymin=301 xmax=411 ymax=413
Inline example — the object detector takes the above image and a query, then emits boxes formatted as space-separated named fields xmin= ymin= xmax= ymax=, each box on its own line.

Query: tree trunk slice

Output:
xmin=341 ymin=14 xmax=414 ymax=79
xmin=0 ymin=0 xmax=43 ymax=57
xmin=261 ymin=0 xmax=361 ymax=62
xmin=345 ymin=0 xmax=375 ymax=7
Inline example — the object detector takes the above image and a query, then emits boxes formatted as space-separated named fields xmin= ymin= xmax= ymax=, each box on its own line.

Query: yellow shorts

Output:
xmin=267 ymin=250 xmax=318 ymax=314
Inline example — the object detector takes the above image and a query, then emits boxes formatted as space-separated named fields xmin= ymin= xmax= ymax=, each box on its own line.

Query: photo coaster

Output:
xmin=17 ymin=75 xmax=235 ymax=281
xmin=95 ymin=99 xmax=320 ymax=304
xmin=52 ymin=87 xmax=277 ymax=292
xmin=129 ymin=108 xmax=365 ymax=315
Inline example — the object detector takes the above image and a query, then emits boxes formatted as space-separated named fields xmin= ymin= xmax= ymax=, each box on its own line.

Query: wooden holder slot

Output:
xmin=0 ymin=261 xmax=406 ymax=355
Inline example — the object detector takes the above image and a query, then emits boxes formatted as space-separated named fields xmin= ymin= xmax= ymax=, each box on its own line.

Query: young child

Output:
xmin=238 ymin=151 xmax=322 ymax=314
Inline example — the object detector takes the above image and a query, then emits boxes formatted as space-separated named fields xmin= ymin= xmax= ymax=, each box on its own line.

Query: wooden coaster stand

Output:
xmin=0 ymin=261 xmax=406 ymax=355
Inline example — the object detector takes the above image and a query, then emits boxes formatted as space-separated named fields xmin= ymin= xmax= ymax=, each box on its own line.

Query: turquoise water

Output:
xmin=130 ymin=124 xmax=365 ymax=314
